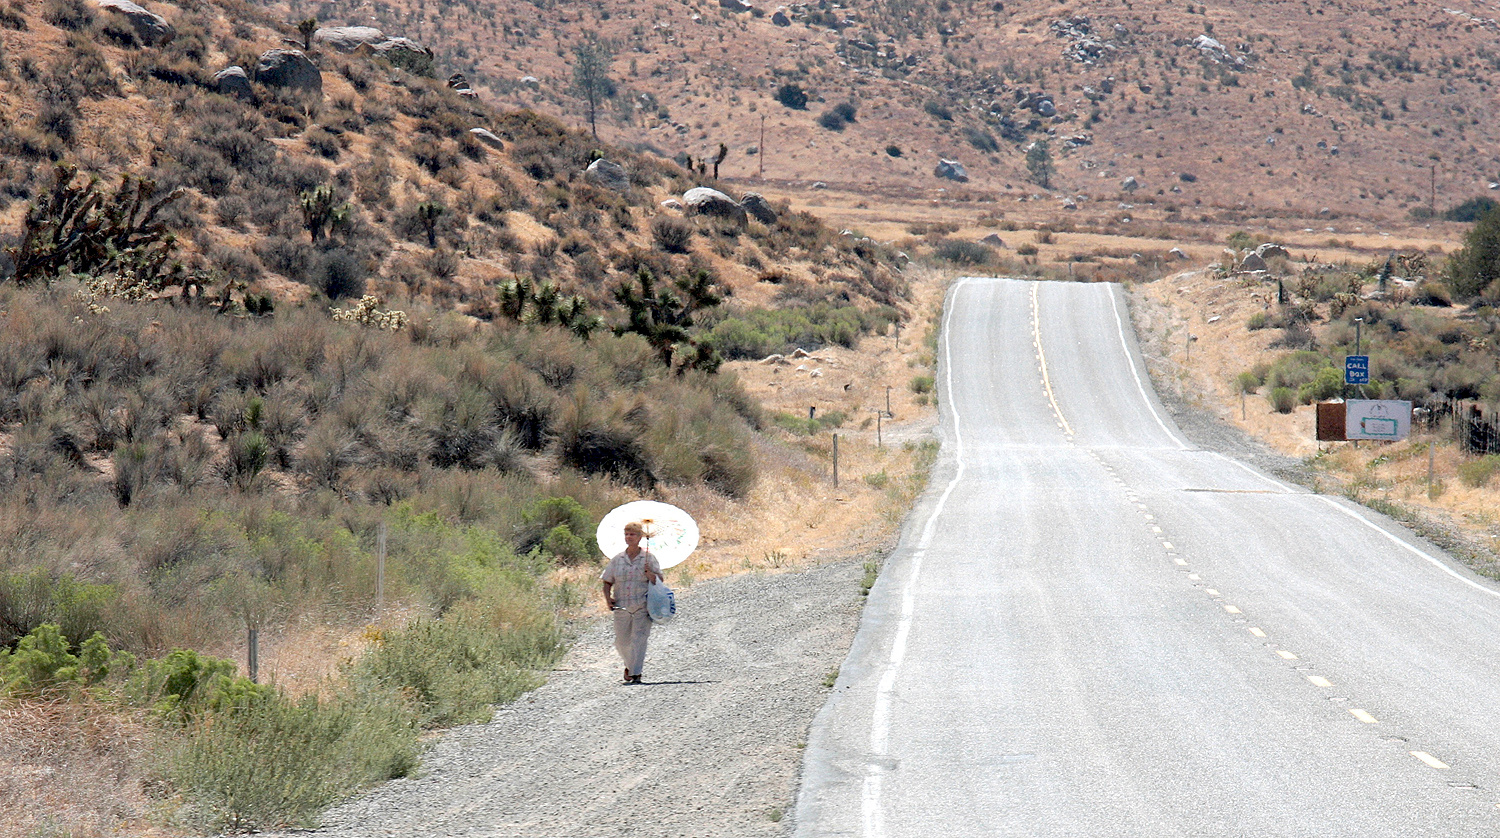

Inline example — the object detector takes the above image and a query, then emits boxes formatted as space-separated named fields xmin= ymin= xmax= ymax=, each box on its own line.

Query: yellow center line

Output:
xmin=1276 ymin=650 xmax=1298 ymax=660
xmin=1349 ymin=709 xmax=1378 ymax=724
xmin=1411 ymin=751 xmax=1450 ymax=770
xmin=1030 ymin=284 xmax=1074 ymax=437
xmin=1248 ymin=627 xmax=1266 ymax=637
xmin=1307 ymin=675 xmax=1333 ymax=688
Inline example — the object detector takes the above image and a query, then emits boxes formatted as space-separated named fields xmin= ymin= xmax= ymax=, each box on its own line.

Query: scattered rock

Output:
xmin=811 ymin=182 xmax=828 ymax=190
xmin=934 ymin=159 xmax=969 ymax=182
xmin=1121 ymin=176 xmax=1140 ymax=192
xmin=661 ymin=199 xmax=685 ymax=211
xmin=313 ymin=26 xmax=385 ymax=52
xmin=683 ymin=187 xmax=746 ymax=224
xmin=585 ymin=158 xmax=631 ymax=192
xmin=213 ymin=66 xmax=254 ymax=101
xmin=979 ymin=234 xmax=1006 ymax=248
xmin=1239 ymin=252 xmax=1268 ymax=272
xmin=372 ymin=37 xmax=433 ymax=67
xmin=469 ymin=128 xmax=505 ymax=150
xmin=1169 ymin=247 xmax=1189 ymax=260
xmin=740 ymin=192 xmax=778 ymax=224
xmin=96 ymin=0 xmax=174 ymax=46
xmin=1035 ymin=99 xmax=1057 ymax=117
xmin=520 ymin=75 xmax=539 ymax=85
xmin=771 ymin=7 xmax=791 ymax=25
xmin=1061 ymin=197 xmax=1078 ymax=210
xmin=718 ymin=0 xmax=752 ymax=11
xmin=254 ymin=50 xmax=322 ymax=96
xmin=1255 ymin=243 xmax=1289 ymax=261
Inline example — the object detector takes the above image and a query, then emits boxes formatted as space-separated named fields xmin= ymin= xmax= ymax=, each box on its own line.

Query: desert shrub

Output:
xmin=1016 ymin=243 xmax=1039 ymax=256
xmin=1268 ymin=386 xmax=1297 ymax=413
xmin=909 ymin=374 xmax=935 ymax=394
xmin=349 ymin=608 xmax=559 ymax=727
xmin=932 ymin=239 xmax=993 ymax=266
xmin=1297 ymin=366 xmax=1344 ymax=404
xmin=554 ymin=396 xmax=654 ymax=488
xmin=42 ymin=0 xmax=94 ymax=31
xmin=775 ymin=83 xmax=807 ymax=110
xmin=1235 ymin=371 xmax=1261 ymax=394
xmin=817 ymin=101 xmax=857 ymax=131
xmin=0 ymin=623 xmax=130 ymax=696
xmin=885 ymin=144 xmax=902 ymax=157
xmin=0 ymin=571 xmax=122 ymax=650
xmin=1444 ymin=197 xmax=1497 ymax=223
xmin=256 ymin=235 xmax=315 ymax=282
xmin=651 ymin=216 xmax=693 ymax=253
xmin=169 ymin=687 xmax=419 ymax=832
xmin=923 ymin=100 xmax=953 ymax=121
xmin=705 ymin=303 xmax=888 ymax=359
xmin=516 ymin=495 xmax=596 ymax=561
xmin=312 ymin=247 xmax=368 ymax=299
xmin=1247 ymin=311 xmax=1270 ymax=330
xmin=1457 ymin=454 xmax=1500 ymax=488
xmin=964 ymin=126 xmax=999 ymax=153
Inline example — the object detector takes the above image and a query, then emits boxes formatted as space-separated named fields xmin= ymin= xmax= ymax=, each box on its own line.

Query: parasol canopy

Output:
xmin=596 ymin=500 xmax=700 ymax=569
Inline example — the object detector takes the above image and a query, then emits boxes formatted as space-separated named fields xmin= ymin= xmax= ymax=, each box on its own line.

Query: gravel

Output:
xmin=266 ymin=559 xmax=871 ymax=838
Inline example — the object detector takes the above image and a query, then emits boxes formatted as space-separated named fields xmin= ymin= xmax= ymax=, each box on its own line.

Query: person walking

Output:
xmin=600 ymin=521 xmax=662 ymax=685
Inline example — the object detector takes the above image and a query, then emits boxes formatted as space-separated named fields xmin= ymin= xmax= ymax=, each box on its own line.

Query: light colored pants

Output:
xmin=612 ymin=606 xmax=653 ymax=677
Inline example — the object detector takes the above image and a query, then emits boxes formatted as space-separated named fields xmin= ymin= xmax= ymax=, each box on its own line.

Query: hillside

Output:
xmin=271 ymin=0 xmax=1500 ymax=223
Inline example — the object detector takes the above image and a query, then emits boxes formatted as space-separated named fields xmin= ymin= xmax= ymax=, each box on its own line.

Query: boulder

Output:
xmin=372 ymin=37 xmax=433 ymax=66
xmin=213 ymin=66 xmax=254 ymax=101
xmin=1169 ymin=247 xmax=1189 ymax=260
xmin=1239 ymin=252 xmax=1268 ymax=272
xmin=683 ymin=187 xmax=746 ymax=224
xmin=1255 ymin=242 xmax=1290 ymax=261
xmin=447 ymin=73 xmax=471 ymax=91
xmin=718 ymin=0 xmax=752 ymax=11
xmin=585 ymin=158 xmax=631 ymax=192
xmin=1035 ymin=98 xmax=1057 ymax=117
xmin=469 ymin=128 xmax=505 ymax=150
xmin=934 ymin=159 xmax=968 ymax=182
xmin=1121 ymin=175 xmax=1139 ymax=192
xmin=96 ymin=0 xmax=174 ymax=46
xmin=661 ymin=199 xmax=685 ymax=211
xmin=979 ymin=233 xmax=1006 ymax=248
xmin=772 ymin=7 xmax=792 ymax=25
xmin=811 ymin=181 xmax=828 ymax=190
xmin=254 ymin=50 xmax=322 ymax=96
xmin=313 ymin=26 xmax=385 ymax=52
xmin=740 ymin=192 xmax=778 ymax=224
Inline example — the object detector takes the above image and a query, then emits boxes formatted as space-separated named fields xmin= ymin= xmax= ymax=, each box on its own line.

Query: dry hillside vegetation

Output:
xmin=279 ymin=0 xmax=1500 ymax=222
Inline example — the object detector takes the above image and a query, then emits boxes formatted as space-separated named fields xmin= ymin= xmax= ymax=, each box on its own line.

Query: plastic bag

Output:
xmin=646 ymin=580 xmax=676 ymax=623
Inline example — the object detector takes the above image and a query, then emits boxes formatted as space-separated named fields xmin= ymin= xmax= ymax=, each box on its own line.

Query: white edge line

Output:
xmin=1315 ymin=495 xmax=1500 ymax=601
xmin=1106 ymin=284 xmax=1189 ymax=450
xmin=863 ymin=276 xmax=972 ymax=837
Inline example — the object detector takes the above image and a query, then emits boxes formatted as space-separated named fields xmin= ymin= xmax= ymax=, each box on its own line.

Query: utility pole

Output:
xmin=759 ymin=115 xmax=765 ymax=181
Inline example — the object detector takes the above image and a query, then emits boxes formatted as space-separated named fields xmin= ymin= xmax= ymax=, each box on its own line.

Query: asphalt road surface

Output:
xmin=794 ymin=277 xmax=1500 ymax=837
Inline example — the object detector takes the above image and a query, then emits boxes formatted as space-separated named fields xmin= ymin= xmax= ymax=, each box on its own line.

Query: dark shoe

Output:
xmin=629 ymin=675 xmax=643 ymax=684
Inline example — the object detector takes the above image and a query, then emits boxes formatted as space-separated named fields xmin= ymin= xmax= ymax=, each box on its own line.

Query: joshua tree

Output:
xmin=570 ymin=34 xmax=615 ymax=139
xmin=416 ymin=200 xmax=445 ymax=248
xmin=299 ymin=184 xmax=349 ymax=243
xmin=297 ymin=17 xmax=317 ymax=50
xmin=712 ymin=143 xmax=728 ymax=179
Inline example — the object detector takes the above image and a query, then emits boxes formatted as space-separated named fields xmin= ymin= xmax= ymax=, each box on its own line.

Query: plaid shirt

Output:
xmin=601 ymin=549 xmax=661 ymax=612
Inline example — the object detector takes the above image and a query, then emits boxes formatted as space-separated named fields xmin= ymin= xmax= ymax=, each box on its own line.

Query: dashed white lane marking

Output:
xmin=1223 ymin=604 xmax=1242 ymax=614
xmin=1349 ymin=709 xmax=1379 ymax=724
xmin=1205 ymin=589 xmax=1221 ymax=598
xmin=1307 ymin=675 xmax=1334 ymax=688
xmin=1173 ymin=557 xmax=1188 ymax=566
xmin=1275 ymin=650 xmax=1299 ymax=660
xmin=1411 ymin=751 xmax=1450 ymax=770
xmin=1248 ymin=626 xmax=1266 ymax=637
xmin=1162 ymin=541 xmax=1175 ymax=551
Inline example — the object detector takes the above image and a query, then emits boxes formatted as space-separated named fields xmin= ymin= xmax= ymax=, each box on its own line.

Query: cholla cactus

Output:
xmin=331 ymin=295 xmax=409 ymax=331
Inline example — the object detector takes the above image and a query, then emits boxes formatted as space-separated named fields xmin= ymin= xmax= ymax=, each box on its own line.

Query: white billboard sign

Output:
xmin=1345 ymin=399 xmax=1412 ymax=441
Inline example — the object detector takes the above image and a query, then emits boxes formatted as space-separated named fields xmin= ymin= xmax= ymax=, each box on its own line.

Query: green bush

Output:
xmin=1235 ymin=371 xmax=1261 ymax=394
xmin=127 ymin=648 xmax=271 ymax=721
xmin=931 ymin=239 xmax=993 ymax=266
xmin=0 ymin=624 xmax=132 ymax=696
xmin=909 ymin=375 xmax=935 ymax=394
xmin=775 ymin=83 xmax=807 ymax=110
xmin=705 ymin=303 xmax=893 ymax=359
xmin=1457 ymin=455 xmax=1500 ymax=488
xmin=1246 ymin=311 xmax=1270 ymax=331
xmin=170 ymin=688 xmax=421 ymax=832
xmin=349 ymin=611 xmax=559 ymax=728
xmin=1297 ymin=365 xmax=1344 ymax=404
xmin=1268 ymin=386 xmax=1297 ymax=413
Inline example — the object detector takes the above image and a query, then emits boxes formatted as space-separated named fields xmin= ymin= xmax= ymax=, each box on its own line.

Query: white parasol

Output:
xmin=596 ymin=500 xmax=700 ymax=569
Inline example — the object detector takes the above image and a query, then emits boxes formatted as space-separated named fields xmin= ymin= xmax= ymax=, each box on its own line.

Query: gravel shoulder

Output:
xmin=268 ymin=558 xmax=872 ymax=838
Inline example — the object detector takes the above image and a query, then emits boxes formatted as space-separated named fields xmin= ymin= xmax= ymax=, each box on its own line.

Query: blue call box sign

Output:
xmin=1345 ymin=355 xmax=1370 ymax=385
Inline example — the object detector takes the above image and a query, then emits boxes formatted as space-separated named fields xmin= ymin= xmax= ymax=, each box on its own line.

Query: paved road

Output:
xmin=794 ymin=277 xmax=1500 ymax=837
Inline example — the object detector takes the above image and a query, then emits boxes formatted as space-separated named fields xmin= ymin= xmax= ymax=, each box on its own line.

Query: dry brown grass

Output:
xmin=0 ymin=696 xmax=171 ymax=838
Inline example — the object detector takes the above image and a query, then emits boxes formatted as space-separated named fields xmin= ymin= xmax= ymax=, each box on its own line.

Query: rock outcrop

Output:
xmin=934 ymin=159 xmax=969 ymax=182
xmin=1255 ymin=243 xmax=1290 ymax=261
xmin=254 ymin=50 xmax=322 ymax=96
xmin=683 ymin=187 xmax=746 ymax=224
xmin=313 ymin=26 xmax=385 ymax=52
xmin=739 ymin=192 xmax=778 ymax=224
xmin=469 ymin=128 xmax=505 ymax=150
xmin=96 ymin=0 xmax=174 ymax=46
xmin=771 ymin=7 xmax=791 ymax=25
xmin=213 ymin=66 xmax=254 ymax=101
xmin=585 ymin=159 xmax=631 ymax=192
